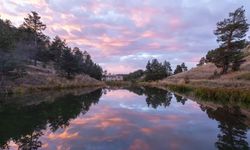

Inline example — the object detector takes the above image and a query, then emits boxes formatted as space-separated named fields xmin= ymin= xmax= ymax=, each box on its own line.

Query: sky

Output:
xmin=0 ymin=0 xmax=250 ymax=74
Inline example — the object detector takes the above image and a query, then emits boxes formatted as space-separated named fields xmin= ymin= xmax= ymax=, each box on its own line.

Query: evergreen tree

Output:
xmin=0 ymin=12 xmax=104 ymax=82
xmin=56 ymin=47 xmax=78 ymax=78
xmin=197 ymin=57 xmax=206 ymax=66
xmin=0 ymin=18 xmax=24 ymax=78
xmin=163 ymin=61 xmax=172 ymax=76
xmin=73 ymin=47 xmax=85 ymax=74
xmin=213 ymin=6 xmax=249 ymax=73
xmin=49 ymin=36 xmax=66 ymax=62
xmin=145 ymin=59 xmax=170 ymax=81
xmin=22 ymin=11 xmax=46 ymax=39
xmin=174 ymin=65 xmax=183 ymax=74
xmin=0 ymin=19 xmax=15 ymax=52
xmin=36 ymin=34 xmax=50 ymax=66
xmin=22 ymin=11 xmax=46 ymax=65
xmin=180 ymin=62 xmax=188 ymax=71
xmin=124 ymin=70 xmax=144 ymax=81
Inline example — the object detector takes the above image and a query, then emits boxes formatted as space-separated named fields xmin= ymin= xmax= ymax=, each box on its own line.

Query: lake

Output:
xmin=0 ymin=87 xmax=249 ymax=150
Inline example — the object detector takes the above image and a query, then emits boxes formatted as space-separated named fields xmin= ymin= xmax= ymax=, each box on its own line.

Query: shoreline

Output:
xmin=1 ymin=82 xmax=106 ymax=95
xmin=138 ymin=80 xmax=250 ymax=105
xmin=2 ymin=78 xmax=250 ymax=100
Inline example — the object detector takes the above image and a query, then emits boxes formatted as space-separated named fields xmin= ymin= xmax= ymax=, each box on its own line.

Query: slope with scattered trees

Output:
xmin=0 ymin=11 xmax=103 ymax=94
xmin=160 ymin=6 xmax=250 ymax=88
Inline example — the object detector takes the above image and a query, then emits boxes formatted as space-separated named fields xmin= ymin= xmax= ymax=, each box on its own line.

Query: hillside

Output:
xmin=163 ymin=45 xmax=250 ymax=87
xmin=0 ymin=64 xmax=104 ymax=94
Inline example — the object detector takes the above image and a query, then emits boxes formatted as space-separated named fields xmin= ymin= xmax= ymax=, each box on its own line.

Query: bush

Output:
xmin=237 ymin=73 xmax=250 ymax=80
xmin=184 ymin=76 xmax=190 ymax=84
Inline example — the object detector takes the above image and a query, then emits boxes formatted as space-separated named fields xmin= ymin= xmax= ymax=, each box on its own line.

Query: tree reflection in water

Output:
xmin=201 ymin=105 xmax=249 ymax=150
xmin=126 ymin=86 xmax=250 ymax=149
xmin=0 ymin=87 xmax=249 ymax=150
xmin=144 ymin=87 xmax=172 ymax=109
xmin=125 ymin=87 xmax=173 ymax=109
xmin=0 ymin=89 xmax=102 ymax=150
xmin=174 ymin=94 xmax=187 ymax=105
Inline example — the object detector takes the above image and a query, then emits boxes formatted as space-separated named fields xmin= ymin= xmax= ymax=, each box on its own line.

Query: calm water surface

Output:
xmin=0 ymin=87 xmax=249 ymax=150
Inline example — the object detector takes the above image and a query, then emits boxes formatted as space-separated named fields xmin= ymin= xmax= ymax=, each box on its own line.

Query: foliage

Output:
xmin=0 ymin=11 xmax=103 ymax=82
xmin=174 ymin=65 xmax=182 ymax=74
xmin=49 ymin=36 xmax=66 ymax=62
xmin=0 ymin=52 xmax=25 ymax=77
xmin=0 ymin=20 xmax=25 ymax=78
xmin=0 ymin=19 xmax=16 ymax=51
xmin=197 ymin=57 xmax=206 ymax=66
xmin=173 ymin=63 xmax=188 ymax=75
xmin=236 ymin=72 xmax=250 ymax=81
xmin=145 ymin=59 xmax=172 ymax=81
xmin=184 ymin=76 xmax=190 ymax=84
xmin=124 ymin=69 xmax=144 ymax=81
xmin=207 ymin=6 xmax=249 ymax=74
xmin=169 ymin=84 xmax=250 ymax=106
xmin=144 ymin=87 xmax=173 ymax=109
xmin=180 ymin=62 xmax=188 ymax=71
xmin=55 ymin=47 xmax=79 ymax=78
xmin=21 ymin=11 xmax=47 ymax=66
xmin=126 ymin=86 xmax=173 ymax=109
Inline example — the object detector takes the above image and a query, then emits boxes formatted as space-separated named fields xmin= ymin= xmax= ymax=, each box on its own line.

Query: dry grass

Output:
xmin=1 ymin=65 xmax=105 ymax=94
xmin=166 ymin=63 xmax=220 ymax=81
xmin=164 ymin=45 xmax=250 ymax=87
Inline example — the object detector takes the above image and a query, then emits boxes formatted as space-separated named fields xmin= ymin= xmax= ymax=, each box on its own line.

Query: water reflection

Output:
xmin=126 ymin=86 xmax=250 ymax=150
xmin=174 ymin=94 xmax=187 ymax=105
xmin=0 ymin=89 xmax=102 ymax=149
xmin=126 ymin=87 xmax=173 ymax=109
xmin=0 ymin=87 xmax=249 ymax=149
xmin=201 ymin=106 xmax=249 ymax=150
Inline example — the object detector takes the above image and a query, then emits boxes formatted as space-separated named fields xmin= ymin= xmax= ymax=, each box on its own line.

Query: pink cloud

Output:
xmin=103 ymin=64 xmax=138 ymax=74
xmin=1 ymin=0 xmax=248 ymax=73
xmin=47 ymin=129 xmax=79 ymax=140
xmin=129 ymin=139 xmax=151 ymax=150
xmin=105 ymin=90 xmax=138 ymax=99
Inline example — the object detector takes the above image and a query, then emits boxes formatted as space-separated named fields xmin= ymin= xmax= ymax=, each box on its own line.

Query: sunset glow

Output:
xmin=0 ymin=0 xmax=249 ymax=73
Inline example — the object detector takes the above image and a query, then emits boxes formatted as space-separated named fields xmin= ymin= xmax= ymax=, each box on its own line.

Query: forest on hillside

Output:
xmin=0 ymin=11 xmax=103 ymax=82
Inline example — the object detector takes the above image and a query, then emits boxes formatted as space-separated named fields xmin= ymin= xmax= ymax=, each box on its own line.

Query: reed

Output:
xmin=10 ymin=82 xmax=105 ymax=95
xmin=168 ymin=84 xmax=250 ymax=106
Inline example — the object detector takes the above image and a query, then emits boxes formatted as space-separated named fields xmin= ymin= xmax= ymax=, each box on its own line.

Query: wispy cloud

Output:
xmin=0 ymin=0 xmax=249 ymax=73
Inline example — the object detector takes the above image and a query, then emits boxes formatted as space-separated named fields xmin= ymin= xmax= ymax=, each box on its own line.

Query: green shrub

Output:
xmin=236 ymin=73 xmax=250 ymax=80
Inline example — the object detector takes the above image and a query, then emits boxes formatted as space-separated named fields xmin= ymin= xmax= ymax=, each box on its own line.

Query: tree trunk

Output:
xmin=222 ymin=64 xmax=228 ymax=74
xmin=34 ymin=59 xmax=37 ymax=66
xmin=67 ymin=72 xmax=70 ymax=79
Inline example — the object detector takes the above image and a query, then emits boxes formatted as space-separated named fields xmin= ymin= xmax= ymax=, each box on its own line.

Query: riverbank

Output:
xmin=0 ymin=65 xmax=105 ymax=95
xmin=138 ymin=80 xmax=250 ymax=107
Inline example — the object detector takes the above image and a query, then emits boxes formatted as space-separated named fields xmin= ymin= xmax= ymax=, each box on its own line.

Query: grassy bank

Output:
xmin=136 ymin=80 xmax=250 ymax=107
xmin=168 ymin=84 xmax=250 ymax=107
xmin=11 ymin=82 xmax=105 ymax=95
xmin=1 ymin=74 xmax=105 ymax=95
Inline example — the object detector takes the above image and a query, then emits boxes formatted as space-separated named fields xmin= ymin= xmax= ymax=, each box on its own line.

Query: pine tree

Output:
xmin=213 ymin=6 xmax=249 ymax=73
xmin=49 ymin=36 xmax=66 ymax=62
xmin=174 ymin=65 xmax=183 ymax=74
xmin=180 ymin=62 xmax=188 ymax=71
xmin=163 ymin=61 xmax=172 ymax=76
xmin=145 ymin=59 xmax=170 ymax=81
xmin=56 ymin=47 xmax=78 ymax=78
xmin=22 ymin=11 xmax=46 ymax=66
xmin=0 ymin=19 xmax=15 ymax=52
xmin=197 ymin=57 xmax=206 ymax=66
